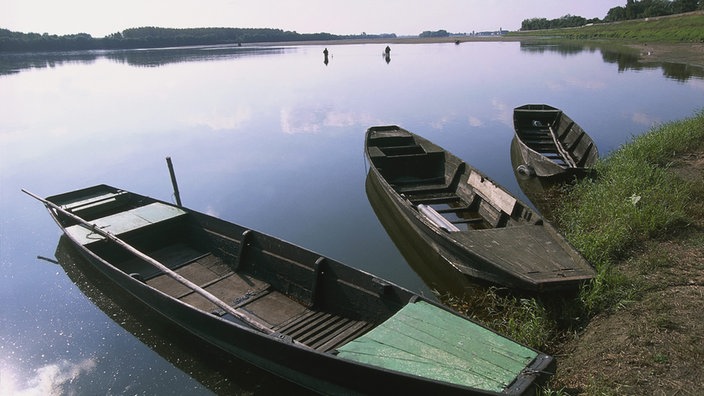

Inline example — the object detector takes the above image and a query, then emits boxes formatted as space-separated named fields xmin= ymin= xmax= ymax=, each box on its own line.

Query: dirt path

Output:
xmin=552 ymin=151 xmax=704 ymax=395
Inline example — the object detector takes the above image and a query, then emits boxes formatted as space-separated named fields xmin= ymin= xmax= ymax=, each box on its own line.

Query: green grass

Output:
xmin=441 ymin=288 xmax=556 ymax=349
xmin=508 ymin=12 xmax=704 ymax=42
xmin=556 ymin=109 xmax=704 ymax=313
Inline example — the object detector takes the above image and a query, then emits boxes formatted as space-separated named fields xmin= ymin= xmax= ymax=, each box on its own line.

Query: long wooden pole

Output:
xmin=22 ymin=188 xmax=275 ymax=336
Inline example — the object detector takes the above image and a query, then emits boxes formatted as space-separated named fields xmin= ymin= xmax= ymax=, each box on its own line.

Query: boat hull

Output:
xmin=513 ymin=104 xmax=598 ymax=178
xmin=39 ymin=184 xmax=555 ymax=395
xmin=365 ymin=126 xmax=595 ymax=293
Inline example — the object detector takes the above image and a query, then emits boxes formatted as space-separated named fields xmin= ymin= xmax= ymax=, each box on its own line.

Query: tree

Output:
xmin=605 ymin=6 xmax=627 ymax=21
xmin=671 ymin=0 xmax=699 ymax=12
xmin=520 ymin=15 xmax=590 ymax=31
xmin=419 ymin=30 xmax=450 ymax=38
xmin=641 ymin=0 xmax=672 ymax=17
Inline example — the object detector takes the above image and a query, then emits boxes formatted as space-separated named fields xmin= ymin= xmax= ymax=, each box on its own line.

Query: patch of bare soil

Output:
xmin=552 ymin=150 xmax=704 ymax=395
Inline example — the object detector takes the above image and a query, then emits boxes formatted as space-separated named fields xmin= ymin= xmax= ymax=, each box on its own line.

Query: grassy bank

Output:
xmin=556 ymin=110 xmax=704 ymax=315
xmin=443 ymin=109 xmax=704 ymax=389
xmin=507 ymin=11 xmax=704 ymax=42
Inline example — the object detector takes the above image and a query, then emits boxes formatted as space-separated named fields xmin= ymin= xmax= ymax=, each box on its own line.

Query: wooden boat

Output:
xmin=25 ymin=184 xmax=554 ymax=395
xmin=513 ymin=104 xmax=598 ymax=177
xmin=364 ymin=126 xmax=595 ymax=292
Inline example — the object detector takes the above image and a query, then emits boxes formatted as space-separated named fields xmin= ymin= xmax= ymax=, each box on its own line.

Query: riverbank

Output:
xmin=550 ymin=111 xmax=704 ymax=395
xmin=443 ymin=111 xmax=704 ymax=395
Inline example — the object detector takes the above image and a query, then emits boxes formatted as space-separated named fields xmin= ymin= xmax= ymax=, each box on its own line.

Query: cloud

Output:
xmin=1 ymin=359 xmax=97 ymax=396
xmin=545 ymin=76 xmax=607 ymax=93
xmin=430 ymin=116 xmax=453 ymax=130
xmin=468 ymin=115 xmax=483 ymax=127
xmin=280 ymin=106 xmax=323 ymax=134
xmin=564 ymin=77 xmax=607 ymax=91
xmin=280 ymin=105 xmax=375 ymax=134
xmin=187 ymin=105 xmax=252 ymax=131
xmin=490 ymin=99 xmax=513 ymax=126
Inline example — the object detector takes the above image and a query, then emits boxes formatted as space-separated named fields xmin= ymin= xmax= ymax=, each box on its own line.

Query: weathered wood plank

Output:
xmin=337 ymin=301 xmax=538 ymax=391
xmin=467 ymin=171 xmax=516 ymax=215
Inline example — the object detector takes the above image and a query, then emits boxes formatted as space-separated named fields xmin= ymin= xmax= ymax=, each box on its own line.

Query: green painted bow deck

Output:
xmin=337 ymin=300 xmax=539 ymax=391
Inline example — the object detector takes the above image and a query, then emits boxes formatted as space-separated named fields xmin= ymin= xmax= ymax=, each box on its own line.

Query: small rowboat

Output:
xmin=364 ymin=125 xmax=595 ymax=292
xmin=513 ymin=104 xmax=599 ymax=178
xmin=25 ymin=185 xmax=554 ymax=395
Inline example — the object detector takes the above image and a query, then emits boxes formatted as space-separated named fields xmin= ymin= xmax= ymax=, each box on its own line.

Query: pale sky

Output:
xmin=3 ymin=0 xmax=626 ymax=37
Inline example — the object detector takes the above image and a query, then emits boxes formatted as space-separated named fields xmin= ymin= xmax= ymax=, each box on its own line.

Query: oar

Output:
xmin=22 ymin=188 xmax=279 ymax=337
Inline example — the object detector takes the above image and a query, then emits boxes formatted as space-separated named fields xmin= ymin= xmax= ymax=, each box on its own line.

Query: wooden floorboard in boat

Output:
xmin=146 ymin=253 xmax=373 ymax=349
xmin=273 ymin=310 xmax=373 ymax=352
xmin=120 ymin=243 xmax=205 ymax=279
xmin=147 ymin=254 xmax=269 ymax=312
xmin=239 ymin=291 xmax=310 ymax=328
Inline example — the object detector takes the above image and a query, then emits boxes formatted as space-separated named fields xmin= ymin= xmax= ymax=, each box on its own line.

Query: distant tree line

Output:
xmin=419 ymin=30 xmax=450 ymax=38
xmin=521 ymin=15 xmax=599 ymax=31
xmin=0 ymin=27 xmax=396 ymax=52
xmin=521 ymin=0 xmax=703 ymax=31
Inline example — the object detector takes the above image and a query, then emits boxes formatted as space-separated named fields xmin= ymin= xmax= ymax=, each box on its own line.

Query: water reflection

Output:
xmin=53 ymin=236 xmax=313 ymax=395
xmin=597 ymin=46 xmax=703 ymax=81
xmin=0 ymin=51 xmax=99 ymax=76
xmin=519 ymin=41 xmax=596 ymax=56
xmin=519 ymin=41 xmax=704 ymax=81
xmin=105 ymin=45 xmax=288 ymax=68
xmin=4 ymin=41 xmax=701 ymax=81
xmin=365 ymin=173 xmax=484 ymax=298
xmin=0 ymin=45 xmax=289 ymax=75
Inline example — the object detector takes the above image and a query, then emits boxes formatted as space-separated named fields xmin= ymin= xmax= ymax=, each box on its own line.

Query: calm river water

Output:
xmin=1 ymin=41 xmax=702 ymax=394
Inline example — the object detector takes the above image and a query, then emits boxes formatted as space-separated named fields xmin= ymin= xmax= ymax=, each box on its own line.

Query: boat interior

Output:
xmin=514 ymin=108 xmax=596 ymax=168
xmin=49 ymin=186 xmax=415 ymax=353
xmin=367 ymin=127 xmax=539 ymax=232
xmin=555 ymin=115 xmax=597 ymax=168
xmin=514 ymin=108 xmax=569 ymax=166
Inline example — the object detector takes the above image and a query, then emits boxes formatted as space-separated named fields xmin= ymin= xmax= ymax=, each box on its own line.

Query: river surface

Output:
xmin=1 ymin=41 xmax=702 ymax=394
